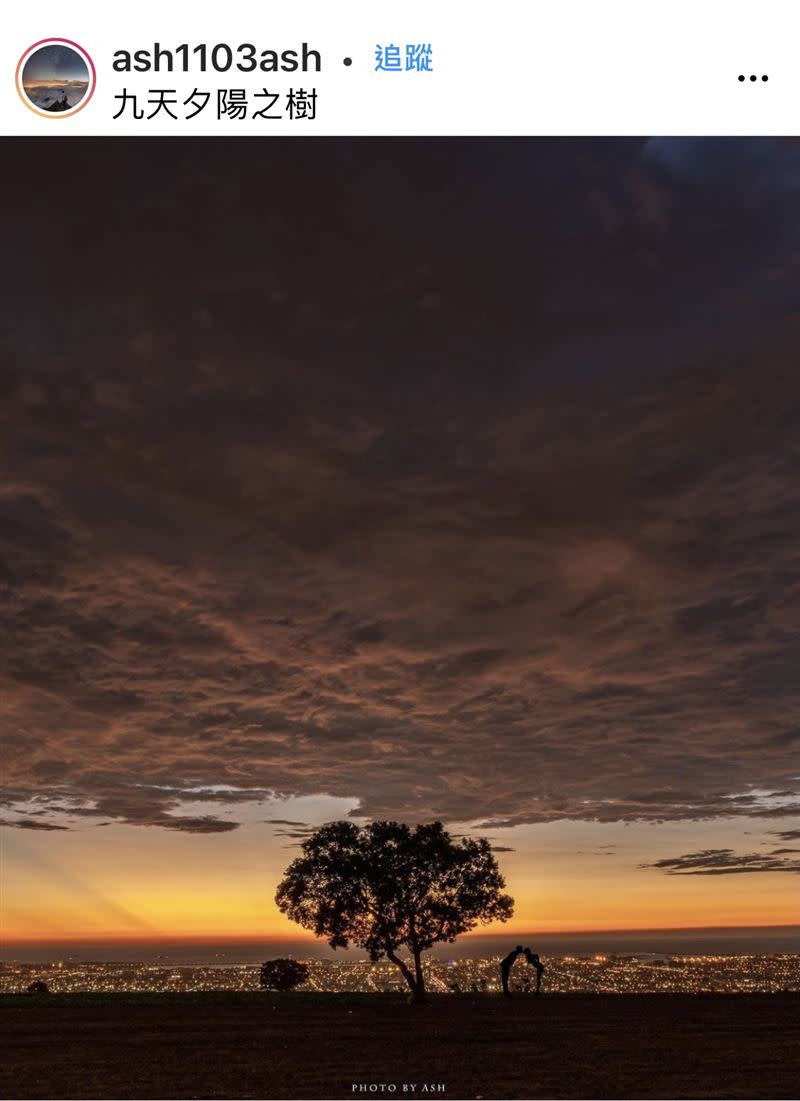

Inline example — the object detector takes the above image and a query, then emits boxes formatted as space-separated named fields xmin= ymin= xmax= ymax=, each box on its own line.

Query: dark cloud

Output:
xmin=0 ymin=789 xmax=240 ymax=833
xmin=772 ymin=829 xmax=800 ymax=842
xmin=643 ymin=848 xmax=800 ymax=875
xmin=2 ymin=140 xmax=800 ymax=832
xmin=156 ymin=816 xmax=239 ymax=834
xmin=269 ymin=822 xmax=318 ymax=841
xmin=0 ymin=818 xmax=69 ymax=831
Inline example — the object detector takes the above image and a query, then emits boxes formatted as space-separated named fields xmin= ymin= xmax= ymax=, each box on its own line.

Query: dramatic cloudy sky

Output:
xmin=1 ymin=138 xmax=798 ymax=941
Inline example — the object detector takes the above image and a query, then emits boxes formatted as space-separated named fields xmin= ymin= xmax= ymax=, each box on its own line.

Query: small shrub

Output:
xmin=259 ymin=958 xmax=309 ymax=992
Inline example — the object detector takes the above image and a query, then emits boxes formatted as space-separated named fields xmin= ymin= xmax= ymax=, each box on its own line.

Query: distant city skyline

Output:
xmin=4 ymin=954 xmax=798 ymax=995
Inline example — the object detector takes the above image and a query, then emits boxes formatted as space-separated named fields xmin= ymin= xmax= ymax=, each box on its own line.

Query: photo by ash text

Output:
xmin=351 ymin=1085 xmax=446 ymax=1093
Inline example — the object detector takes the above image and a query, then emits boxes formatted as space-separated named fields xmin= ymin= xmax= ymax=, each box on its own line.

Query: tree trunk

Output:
xmin=412 ymin=948 xmax=426 ymax=1004
xmin=386 ymin=947 xmax=425 ymax=1003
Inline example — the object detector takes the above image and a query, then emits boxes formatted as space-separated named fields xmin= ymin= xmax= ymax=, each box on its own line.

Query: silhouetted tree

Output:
xmin=259 ymin=958 xmax=309 ymax=992
xmin=275 ymin=820 xmax=514 ymax=1003
xmin=26 ymin=980 xmax=49 ymax=995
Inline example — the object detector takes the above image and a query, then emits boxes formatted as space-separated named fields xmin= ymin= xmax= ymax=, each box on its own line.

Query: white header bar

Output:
xmin=1 ymin=0 xmax=797 ymax=135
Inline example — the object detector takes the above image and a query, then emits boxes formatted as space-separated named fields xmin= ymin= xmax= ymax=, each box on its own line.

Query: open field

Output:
xmin=2 ymin=991 xmax=798 ymax=1099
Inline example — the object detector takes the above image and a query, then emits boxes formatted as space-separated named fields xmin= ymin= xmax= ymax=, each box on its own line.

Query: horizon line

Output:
xmin=4 ymin=923 xmax=798 ymax=946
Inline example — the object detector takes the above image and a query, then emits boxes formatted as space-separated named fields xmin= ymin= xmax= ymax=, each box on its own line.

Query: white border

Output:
xmin=1 ymin=0 xmax=798 ymax=135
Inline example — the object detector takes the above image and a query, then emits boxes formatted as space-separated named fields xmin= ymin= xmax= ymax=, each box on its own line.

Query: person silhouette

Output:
xmin=46 ymin=91 xmax=69 ymax=112
xmin=523 ymin=948 xmax=545 ymax=994
xmin=500 ymin=945 xmax=524 ymax=996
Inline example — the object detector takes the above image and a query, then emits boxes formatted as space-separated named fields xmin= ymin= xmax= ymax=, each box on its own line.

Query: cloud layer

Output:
xmin=644 ymin=848 xmax=800 ymax=875
xmin=2 ymin=139 xmax=800 ymax=834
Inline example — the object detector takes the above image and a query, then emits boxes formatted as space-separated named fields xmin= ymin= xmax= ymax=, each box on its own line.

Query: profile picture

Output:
xmin=16 ymin=39 xmax=95 ymax=117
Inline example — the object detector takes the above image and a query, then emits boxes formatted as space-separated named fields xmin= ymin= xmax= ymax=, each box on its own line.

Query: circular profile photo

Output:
xmin=16 ymin=39 xmax=95 ymax=118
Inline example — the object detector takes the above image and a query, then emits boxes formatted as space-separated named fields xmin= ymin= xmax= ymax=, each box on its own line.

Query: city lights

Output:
xmin=3 ymin=955 xmax=798 ymax=996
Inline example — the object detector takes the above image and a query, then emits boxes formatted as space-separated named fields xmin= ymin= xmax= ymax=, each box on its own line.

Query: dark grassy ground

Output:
xmin=2 ymin=991 xmax=797 ymax=1099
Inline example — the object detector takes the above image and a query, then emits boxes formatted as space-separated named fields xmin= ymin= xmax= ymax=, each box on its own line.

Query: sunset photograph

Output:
xmin=18 ymin=43 xmax=90 ymax=114
xmin=1 ymin=137 xmax=798 ymax=1099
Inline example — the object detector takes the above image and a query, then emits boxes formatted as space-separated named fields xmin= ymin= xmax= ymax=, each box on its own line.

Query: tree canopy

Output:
xmin=275 ymin=820 xmax=514 ymax=1002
